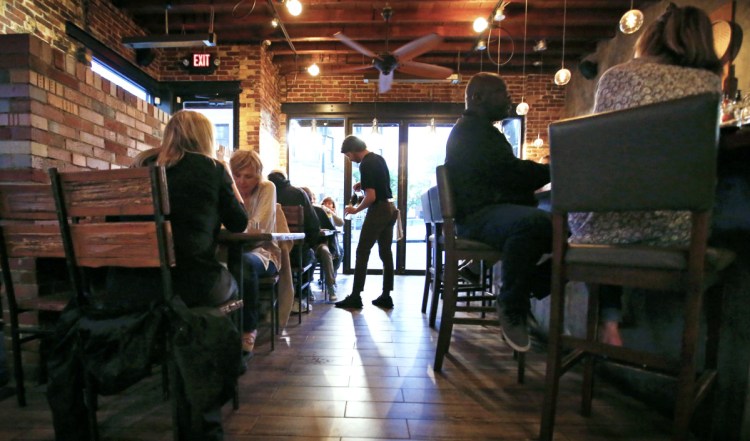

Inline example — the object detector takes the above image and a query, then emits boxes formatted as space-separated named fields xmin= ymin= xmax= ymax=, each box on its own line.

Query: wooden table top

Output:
xmin=217 ymin=230 xmax=305 ymax=244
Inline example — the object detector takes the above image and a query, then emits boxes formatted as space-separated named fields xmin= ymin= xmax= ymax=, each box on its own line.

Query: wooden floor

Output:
xmin=0 ymin=274 xmax=685 ymax=440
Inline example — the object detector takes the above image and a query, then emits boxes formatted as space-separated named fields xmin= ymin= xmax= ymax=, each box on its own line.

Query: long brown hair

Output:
xmin=157 ymin=110 xmax=215 ymax=167
xmin=635 ymin=4 xmax=722 ymax=75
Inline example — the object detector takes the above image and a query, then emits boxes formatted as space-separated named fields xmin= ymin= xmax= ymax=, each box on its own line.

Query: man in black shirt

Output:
xmin=445 ymin=72 xmax=551 ymax=352
xmin=335 ymin=135 xmax=398 ymax=309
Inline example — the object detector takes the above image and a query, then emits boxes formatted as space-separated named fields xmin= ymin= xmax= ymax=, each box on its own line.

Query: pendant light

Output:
xmin=533 ymin=133 xmax=544 ymax=148
xmin=619 ymin=0 xmax=644 ymax=34
xmin=554 ymin=0 xmax=571 ymax=86
xmin=516 ymin=0 xmax=530 ymax=116
xmin=307 ymin=62 xmax=320 ymax=76
xmin=285 ymin=0 xmax=302 ymax=17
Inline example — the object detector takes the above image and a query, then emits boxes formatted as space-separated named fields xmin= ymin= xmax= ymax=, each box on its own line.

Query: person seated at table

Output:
xmin=229 ymin=149 xmax=283 ymax=355
xmin=301 ymin=187 xmax=342 ymax=301
xmin=568 ymin=3 xmax=722 ymax=346
xmin=267 ymin=171 xmax=320 ymax=308
xmin=321 ymin=195 xmax=345 ymax=275
xmin=47 ymin=110 xmax=249 ymax=441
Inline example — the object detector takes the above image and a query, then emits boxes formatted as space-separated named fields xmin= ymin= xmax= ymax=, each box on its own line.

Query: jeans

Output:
xmin=235 ymin=252 xmax=277 ymax=332
xmin=352 ymin=201 xmax=398 ymax=294
xmin=458 ymin=203 xmax=552 ymax=313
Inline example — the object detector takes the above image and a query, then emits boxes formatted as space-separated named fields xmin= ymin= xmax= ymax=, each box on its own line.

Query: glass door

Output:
xmin=404 ymin=121 xmax=453 ymax=271
xmin=182 ymin=98 xmax=235 ymax=162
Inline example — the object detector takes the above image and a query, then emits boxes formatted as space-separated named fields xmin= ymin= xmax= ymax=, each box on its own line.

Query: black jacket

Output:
xmin=267 ymin=172 xmax=320 ymax=247
xmin=445 ymin=110 xmax=550 ymax=222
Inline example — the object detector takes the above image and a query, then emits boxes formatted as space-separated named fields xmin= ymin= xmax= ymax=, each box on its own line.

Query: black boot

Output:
xmin=335 ymin=293 xmax=363 ymax=309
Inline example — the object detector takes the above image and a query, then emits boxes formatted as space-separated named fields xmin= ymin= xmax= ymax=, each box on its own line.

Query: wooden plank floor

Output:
xmin=0 ymin=274 xmax=685 ymax=440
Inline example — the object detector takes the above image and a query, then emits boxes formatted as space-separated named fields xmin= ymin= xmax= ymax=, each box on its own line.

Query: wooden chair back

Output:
xmin=0 ymin=183 xmax=67 ymax=406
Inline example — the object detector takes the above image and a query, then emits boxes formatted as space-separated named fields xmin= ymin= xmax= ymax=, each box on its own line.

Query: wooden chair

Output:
xmin=282 ymin=205 xmax=314 ymax=323
xmin=0 ymin=184 xmax=69 ymax=406
xmin=420 ymin=191 xmax=434 ymax=314
xmin=433 ymin=166 xmax=525 ymax=383
xmin=49 ymin=166 xmax=243 ymax=441
xmin=539 ymin=93 xmax=733 ymax=441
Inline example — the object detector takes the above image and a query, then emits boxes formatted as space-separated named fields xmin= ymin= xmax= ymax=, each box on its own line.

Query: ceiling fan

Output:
xmin=333 ymin=5 xmax=453 ymax=93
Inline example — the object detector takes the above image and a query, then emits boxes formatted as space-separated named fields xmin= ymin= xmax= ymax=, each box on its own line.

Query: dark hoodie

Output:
xmin=267 ymin=172 xmax=320 ymax=247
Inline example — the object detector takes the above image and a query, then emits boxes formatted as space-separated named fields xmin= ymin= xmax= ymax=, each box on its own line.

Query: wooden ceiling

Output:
xmin=113 ymin=0 xmax=655 ymax=78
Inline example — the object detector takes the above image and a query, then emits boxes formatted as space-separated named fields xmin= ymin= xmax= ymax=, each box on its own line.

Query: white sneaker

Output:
xmin=326 ymin=284 xmax=337 ymax=301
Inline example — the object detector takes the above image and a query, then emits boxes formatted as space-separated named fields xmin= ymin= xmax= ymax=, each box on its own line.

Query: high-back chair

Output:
xmin=539 ymin=93 xmax=733 ymax=441
xmin=282 ymin=205 xmax=314 ymax=322
xmin=49 ymin=166 xmax=243 ymax=441
xmin=433 ymin=165 xmax=525 ymax=383
xmin=0 ymin=184 xmax=68 ymax=406
xmin=420 ymin=190 xmax=434 ymax=314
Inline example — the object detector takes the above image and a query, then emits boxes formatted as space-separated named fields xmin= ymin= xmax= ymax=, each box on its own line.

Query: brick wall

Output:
xmin=0 ymin=34 xmax=167 ymax=175
xmin=280 ymin=72 xmax=566 ymax=161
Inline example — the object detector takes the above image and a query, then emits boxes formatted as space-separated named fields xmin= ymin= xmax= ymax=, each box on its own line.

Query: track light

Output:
xmin=473 ymin=17 xmax=488 ymax=33
xmin=286 ymin=0 xmax=302 ymax=16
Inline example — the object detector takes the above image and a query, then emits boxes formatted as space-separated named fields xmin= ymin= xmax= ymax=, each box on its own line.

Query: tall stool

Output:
xmin=539 ymin=93 xmax=734 ymax=440
xmin=433 ymin=166 xmax=525 ymax=383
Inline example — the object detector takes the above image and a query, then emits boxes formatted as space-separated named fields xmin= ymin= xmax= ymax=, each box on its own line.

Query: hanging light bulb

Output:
xmin=429 ymin=118 xmax=437 ymax=134
xmin=493 ymin=1 xmax=510 ymax=22
xmin=371 ymin=118 xmax=380 ymax=135
xmin=310 ymin=119 xmax=317 ymax=134
xmin=533 ymin=134 xmax=544 ymax=148
xmin=554 ymin=0 xmax=571 ymax=86
xmin=473 ymin=17 xmax=488 ymax=33
xmin=619 ymin=1 xmax=644 ymax=34
xmin=516 ymin=0 xmax=530 ymax=117
xmin=516 ymin=101 xmax=529 ymax=116
xmin=554 ymin=68 xmax=571 ymax=85
xmin=475 ymin=39 xmax=487 ymax=51
xmin=286 ymin=0 xmax=302 ymax=16
xmin=307 ymin=63 xmax=320 ymax=76
xmin=271 ymin=18 xmax=279 ymax=28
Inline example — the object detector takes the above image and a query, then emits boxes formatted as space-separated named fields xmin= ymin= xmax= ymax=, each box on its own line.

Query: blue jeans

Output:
xmin=458 ymin=204 xmax=552 ymax=313
xmin=235 ymin=252 xmax=277 ymax=332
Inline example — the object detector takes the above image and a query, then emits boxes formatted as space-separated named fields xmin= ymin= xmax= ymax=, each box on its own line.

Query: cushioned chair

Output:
xmin=0 ymin=183 xmax=69 ymax=406
xmin=282 ymin=205 xmax=315 ymax=323
xmin=49 ymin=166 xmax=243 ymax=441
xmin=539 ymin=93 xmax=733 ymax=441
xmin=433 ymin=166 xmax=525 ymax=383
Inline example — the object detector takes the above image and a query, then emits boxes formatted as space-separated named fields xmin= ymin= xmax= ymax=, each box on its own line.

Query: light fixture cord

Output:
xmin=561 ymin=0 xmax=567 ymax=68
xmin=521 ymin=0 xmax=528 ymax=101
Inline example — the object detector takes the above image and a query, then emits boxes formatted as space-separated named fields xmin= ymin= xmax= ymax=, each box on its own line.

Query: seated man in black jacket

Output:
xmin=267 ymin=171 xmax=320 ymax=307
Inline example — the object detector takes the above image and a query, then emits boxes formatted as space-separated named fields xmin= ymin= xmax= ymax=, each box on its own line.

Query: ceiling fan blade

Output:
xmin=334 ymin=32 xmax=381 ymax=60
xmin=397 ymin=61 xmax=453 ymax=79
xmin=392 ymin=33 xmax=443 ymax=62
xmin=325 ymin=64 xmax=373 ymax=74
xmin=379 ymin=71 xmax=394 ymax=94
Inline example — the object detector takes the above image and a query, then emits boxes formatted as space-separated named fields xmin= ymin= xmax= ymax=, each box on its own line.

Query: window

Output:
xmin=91 ymin=59 xmax=148 ymax=101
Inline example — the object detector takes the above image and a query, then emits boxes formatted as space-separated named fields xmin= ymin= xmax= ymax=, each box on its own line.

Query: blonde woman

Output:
xmin=48 ymin=110 xmax=247 ymax=441
xmin=229 ymin=149 xmax=282 ymax=355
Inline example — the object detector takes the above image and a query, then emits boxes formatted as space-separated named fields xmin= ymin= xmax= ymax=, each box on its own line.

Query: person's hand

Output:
xmin=321 ymin=205 xmax=333 ymax=215
xmin=344 ymin=205 xmax=357 ymax=215
xmin=353 ymin=182 xmax=361 ymax=192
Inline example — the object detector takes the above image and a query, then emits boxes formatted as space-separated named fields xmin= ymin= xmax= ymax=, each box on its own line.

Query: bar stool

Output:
xmin=539 ymin=93 xmax=734 ymax=440
xmin=433 ymin=165 xmax=525 ymax=383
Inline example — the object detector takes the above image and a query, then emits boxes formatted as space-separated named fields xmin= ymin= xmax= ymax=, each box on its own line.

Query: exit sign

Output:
xmin=192 ymin=53 xmax=211 ymax=68
xmin=182 ymin=53 xmax=218 ymax=73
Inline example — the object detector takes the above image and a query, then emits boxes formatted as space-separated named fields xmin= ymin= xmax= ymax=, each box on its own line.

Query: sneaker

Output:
xmin=242 ymin=330 xmax=257 ymax=354
xmin=292 ymin=299 xmax=312 ymax=314
xmin=335 ymin=294 xmax=363 ymax=309
xmin=371 ymin=294 xmax=394 ymax=309
xmin=495 ymin=301 xmax=530 ymax=352
xmin=326 ymin=284 xmax=337 ymax=302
